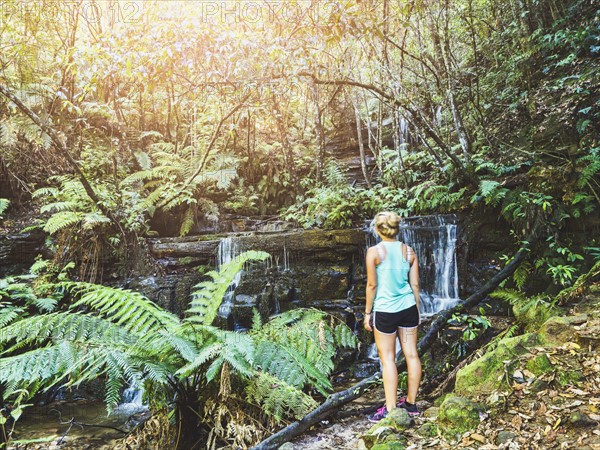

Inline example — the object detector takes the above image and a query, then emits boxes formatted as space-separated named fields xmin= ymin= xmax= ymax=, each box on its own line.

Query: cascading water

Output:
xmin=217 ymin=236 xmax=241 ymax=321
xmin=365 ymin=214 xmax=460 ymax=316
xmin=365 ymin=214 xmax=459 ymax=361
xmin=400 ymin=215 xmax=459 ymax=315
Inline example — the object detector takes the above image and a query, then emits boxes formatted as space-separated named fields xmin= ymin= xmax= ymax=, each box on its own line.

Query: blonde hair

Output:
xmin=373 ymin=211 xmax=400 ymax=238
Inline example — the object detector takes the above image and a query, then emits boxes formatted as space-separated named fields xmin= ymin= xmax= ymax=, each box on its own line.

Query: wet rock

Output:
xmin=233 ymin=294 xmax=257 ymax=329
xmin=496 ymin=430 xmax=517 ymax=444
xmin=568 ymin=411 xmax=598 ymax=428
xmin=0 ymin=230 xmax=47 ymax=276
xmin=455 ymin=333 xmax=539 ymax=395
xmin=438 ymin=395 xmax=486 ymax=436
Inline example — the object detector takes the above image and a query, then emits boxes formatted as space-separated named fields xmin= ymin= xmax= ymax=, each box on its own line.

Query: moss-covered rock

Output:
xmin=455 ymin=333 xmax=539 ymax=395
xmin=371 ymin=442 xmax=405 ymax=450
xmin=539 ymin=316 xmax=581 ymax=346
xmin=423 ymin=407 xmax=439 ymax=419
xmin=416 ymin=422 xmax=438 ymax=438
xmin=513 ymin=301 xmax=560 ymax=331
xmin=360 ymin=409 xmax=412 ymax=449
xmin=557 ymin=370 xmax=584 ymax=387
xmin=438 ymin=395 xmax=486 ymax=437
xmin=525 ymin=353 xmax=553 ymax=376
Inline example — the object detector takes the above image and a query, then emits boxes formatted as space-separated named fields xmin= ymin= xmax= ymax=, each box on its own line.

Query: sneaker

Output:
xmin=400 ymin=401 xmax=420 ymax=417
xmin=397 ymin=396 xmax=407 ymax=407
xmin=367 ymin=405 xmax=388 ymax=423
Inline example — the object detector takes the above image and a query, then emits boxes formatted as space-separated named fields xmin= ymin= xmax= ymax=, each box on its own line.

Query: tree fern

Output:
xmin=0 ymin=252 xmax=358 ymax=433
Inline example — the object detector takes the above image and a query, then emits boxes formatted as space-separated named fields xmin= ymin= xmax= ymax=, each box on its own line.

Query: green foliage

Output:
xmin=186 ymin=251 xmax=269 ymax=325
xmin=246 ymin=371 xmax=318 ymax=421
xmin=449 ymin=309 xmax=491 ymax=358
xmin=0 ymin=251 xmax=358 ymax=446
xmin=283 ymin=162 xmax=386 ymax=228
xmin=0 ymin=198 xmax=9 ymax=219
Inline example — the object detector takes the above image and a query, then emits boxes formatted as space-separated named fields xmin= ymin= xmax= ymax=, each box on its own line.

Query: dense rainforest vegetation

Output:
xmin=0 ymin=0 xmax=598 ymax=448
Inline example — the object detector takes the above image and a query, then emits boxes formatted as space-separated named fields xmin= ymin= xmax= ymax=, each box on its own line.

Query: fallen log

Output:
xmin=250 ymin=239 xmax=532 ymax=450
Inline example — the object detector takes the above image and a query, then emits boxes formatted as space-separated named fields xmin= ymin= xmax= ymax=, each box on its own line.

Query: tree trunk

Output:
xmin=353 ymin=101 xmax=372 ymax=188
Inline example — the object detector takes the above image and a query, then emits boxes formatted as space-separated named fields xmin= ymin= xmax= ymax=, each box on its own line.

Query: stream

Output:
xmin=9 ymin=215 xmax=468 ymax=448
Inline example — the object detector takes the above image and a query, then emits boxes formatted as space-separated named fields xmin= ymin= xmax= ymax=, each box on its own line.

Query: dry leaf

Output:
xmin=471 ymin=433 xmax=486 ymax=443
xmin=537 ymin=403 xmax=547 ymax=415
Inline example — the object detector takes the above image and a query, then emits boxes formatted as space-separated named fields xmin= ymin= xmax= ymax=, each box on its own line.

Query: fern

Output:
xmin=246 ymin=371 xmax=318 ymax=422
xmin=61 ymin=282 xmax=180 ymax=335
xmin=186 ymin=250 xmax=269 ymax=325
xmin=0 ymin=251 xmax=357 ymax=429
xmin=577 ymin=151 xmax=600 ymax=190
xmin=0 ymin=198 xmax=10 ymax=219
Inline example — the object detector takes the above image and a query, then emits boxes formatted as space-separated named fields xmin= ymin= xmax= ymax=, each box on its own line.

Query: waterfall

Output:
xmin=111 ymin=383 xmax=146 ymax=419
xmin=401 ymin=215 xmax=459 ymax=315
xmin=365 ymin=214 xmax=460 ymax=316
xmin=217 ymin=237 xmax=241 ymax=320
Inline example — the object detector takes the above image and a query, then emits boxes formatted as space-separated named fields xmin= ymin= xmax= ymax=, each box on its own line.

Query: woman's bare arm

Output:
xmin=364 ymin=246 xmax=379 ymax=331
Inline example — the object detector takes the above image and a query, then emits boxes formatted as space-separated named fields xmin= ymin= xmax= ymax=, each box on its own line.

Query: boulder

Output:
xmin=438 ymin=395 xmax=486 ymax=437
xmin=455 ymin=333 xmax=539 ymax=395
xmin=359 ymin=408 xmax=412 ymax=449
xmin=525 ymin=353 xmax=553 ymax=376
xmin=539 ymin=316 xmax=581 ymax=346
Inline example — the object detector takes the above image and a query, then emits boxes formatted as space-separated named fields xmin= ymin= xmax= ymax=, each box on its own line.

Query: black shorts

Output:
xmin=373 ymin=305 xmax=419 ymax=333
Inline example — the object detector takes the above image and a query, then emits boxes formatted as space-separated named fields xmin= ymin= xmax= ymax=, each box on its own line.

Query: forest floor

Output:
xmin=288 ymin=287 xmax=600 ymax=450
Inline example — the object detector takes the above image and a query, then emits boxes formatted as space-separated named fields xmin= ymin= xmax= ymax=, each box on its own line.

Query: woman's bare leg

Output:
xmin=399 ymin=326 xmax=421 ymax=403
xmin=374 ymin=328 xmax=398 ymax=411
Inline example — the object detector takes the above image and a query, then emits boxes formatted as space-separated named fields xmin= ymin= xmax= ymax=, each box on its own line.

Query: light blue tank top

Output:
xmin=373 ymin=241 xmax=416 ymax=313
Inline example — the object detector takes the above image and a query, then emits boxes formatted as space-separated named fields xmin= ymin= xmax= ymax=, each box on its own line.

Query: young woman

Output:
xmin=364 ymin=211 xmax=422 ymax=422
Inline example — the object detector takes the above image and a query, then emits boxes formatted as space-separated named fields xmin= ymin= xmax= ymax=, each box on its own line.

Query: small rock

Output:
xmin=539 ymin=316 xmax=580 ymax=346
xmin=470 ymin=433 xmax=486 ymax=443
xmin=438 ymin=395 xmax=487 ymax=436
xmin=278 ymin=443 xmax=295 ymax=450
xmin=423 ymin=406 xmax=439 ymax=419
xmin=568 ymin=411 xmax=598 ymax=428
xmin=496 ymin=430 xmax=517 ymax=444
xmin=372 ymin=442 xmax=405 ymax=450
xmin=416 ymin=422 xmax=438 ymax=438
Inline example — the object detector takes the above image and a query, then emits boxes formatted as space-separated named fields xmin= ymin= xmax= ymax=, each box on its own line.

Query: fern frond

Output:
xmin=62 ymin=282 xmax=180 ymax=335
xmin=43 ymin=211 xmax=83 ymax=234
xmin=185 ymin=251 xmax=269 ymax=326
xmin=246 ymin=371 xmax=318 ymax=422
xmin=179 ymin=206 xmax=195 ymax=237
xmin=253 ymin=339 xmax=332 ymax=395
xmin=0 ymin=304 xmax=24 ymax=328
xmin=0 ymin=198 xmax=10 ymax=218
xmin=82 ymin=212 xmax=111 ymax=230
xmin=334 ymin=323 xmax=358 ymax=349
xmin=39 ymin=201 xmax=78 ymax=214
